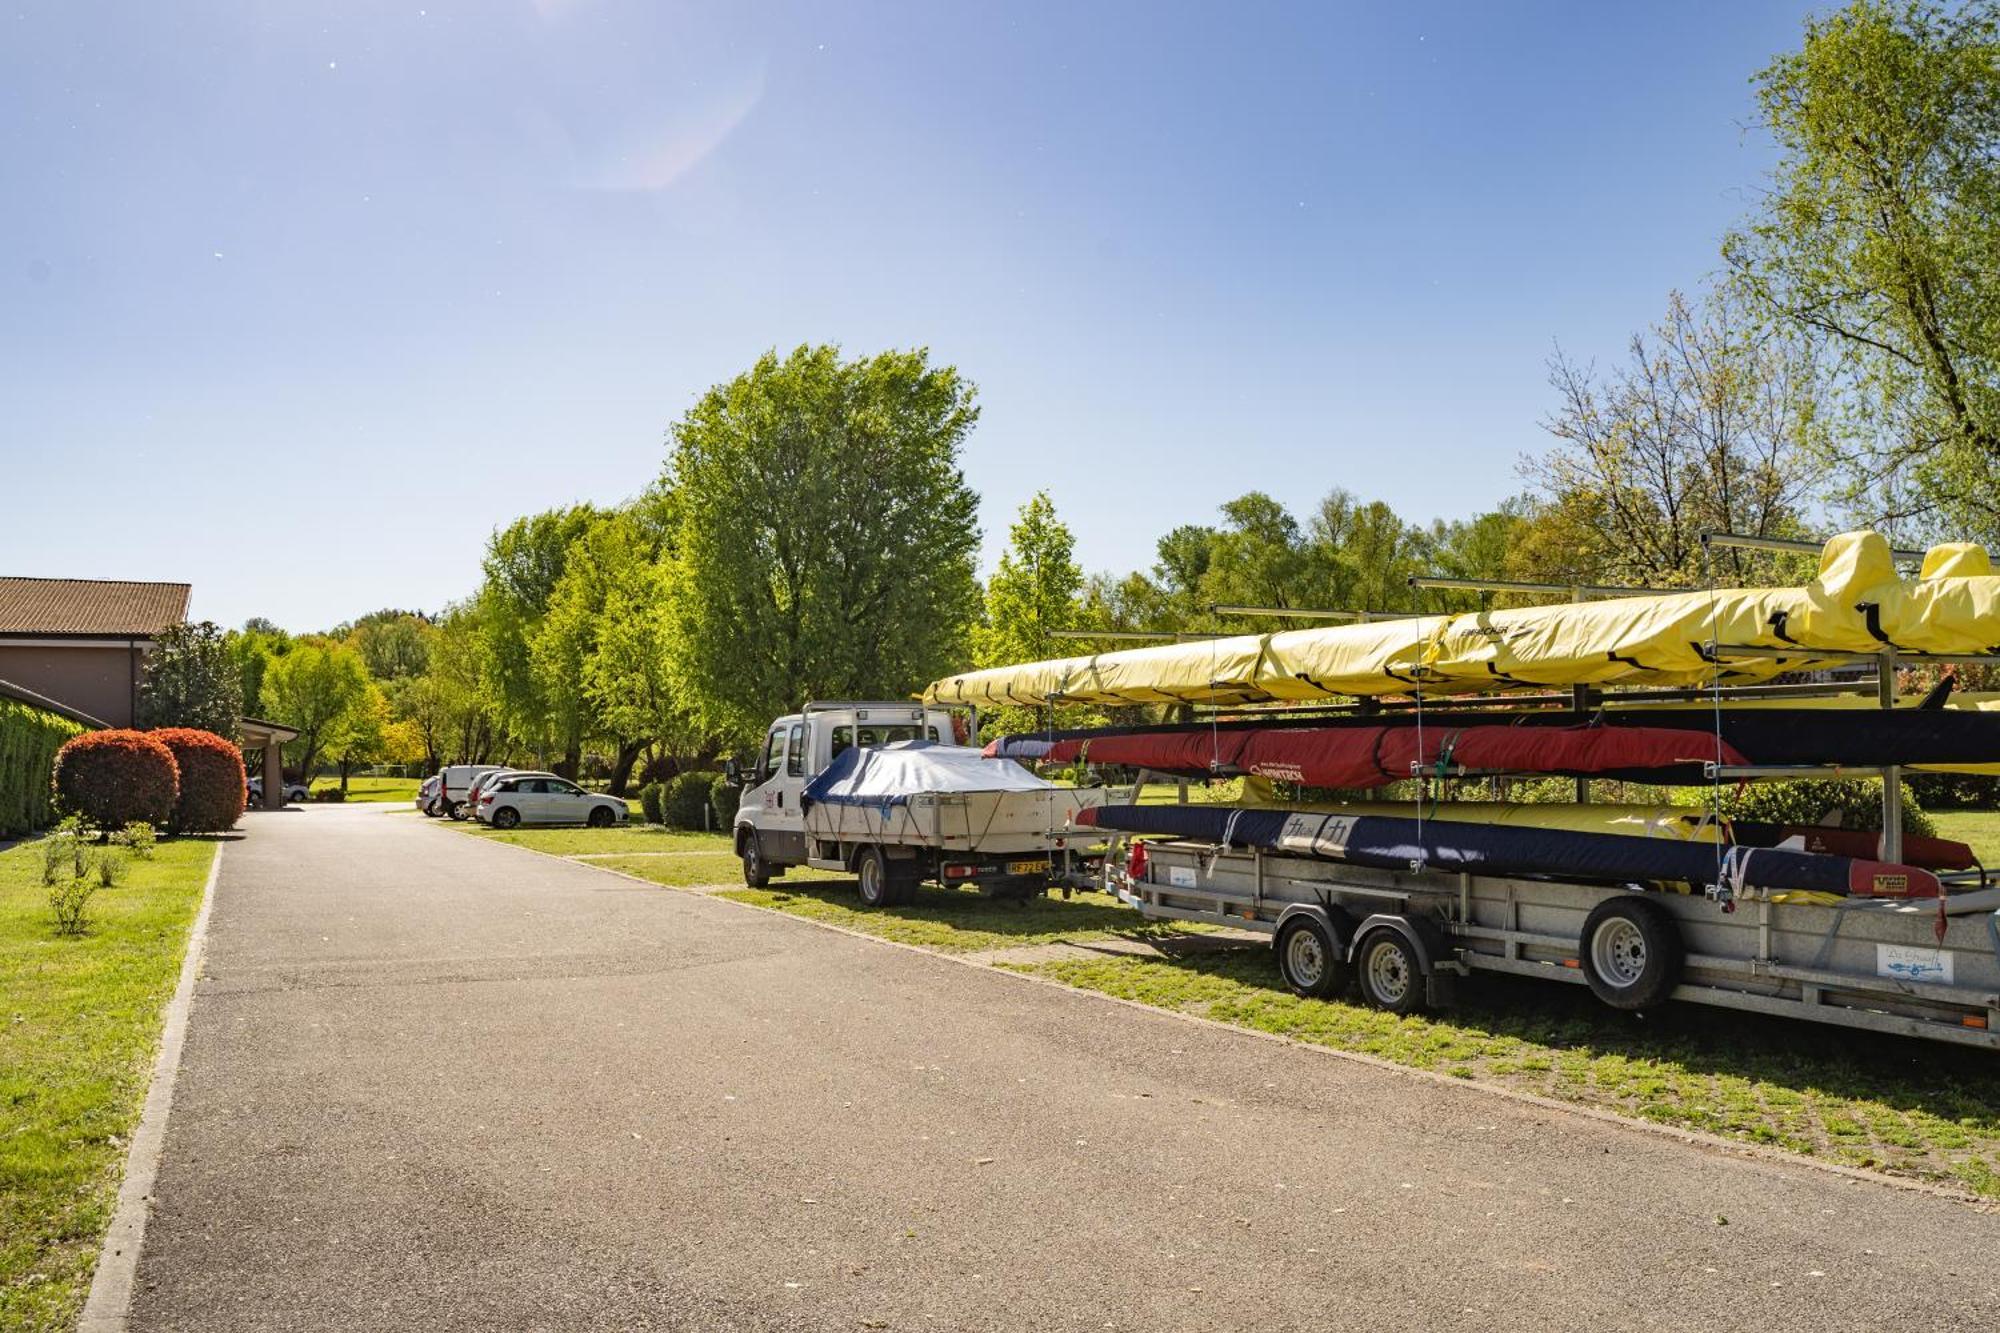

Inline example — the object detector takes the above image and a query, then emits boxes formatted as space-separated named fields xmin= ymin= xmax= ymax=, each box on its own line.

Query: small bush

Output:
xmin=48 ymin=875 xmax=98 ymax=936
xmin=151 ymin=726 xmax=247 ymax=833
xmin=1906 ymin=771 xmax=2000 ymax=810
xmin=42 ymin=818 xmax=85 ymax=886
xmin=53 ymin=729 xmax=179 ymax=831
xmin=709 ymin=773 xmax=742 ymax=828
xmin=639 ymin=782 xmax=665 ymax=825
xmin=113 ymin=820 xmax=158 ymax=858
xmin=92 ymin=846 xmax=128 ymax=887
xmin=662 ymin=772 xmax=713 ymax=830
xmin=311 ymin=786 xmax=347 ymax=803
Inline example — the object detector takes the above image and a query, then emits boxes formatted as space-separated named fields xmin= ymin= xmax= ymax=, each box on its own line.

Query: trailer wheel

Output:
xmin=1275 ymin=915 xmax=1347 ymax=999
xmin=855 ymin=846 xmax=895 ymax=908
xmin=1355 ymin=930 xmax=1426 ymax=1016
xmin=741 ymin=833 xmax=771 ymax=889
xmin=1580 ymin=896 xmax=1682 ymax=1012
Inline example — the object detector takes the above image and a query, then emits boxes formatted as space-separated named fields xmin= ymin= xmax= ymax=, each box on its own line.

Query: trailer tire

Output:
xmin=741 ymin=832 xmax=771 ymax=889
xmin=1275 ymin=915 xmax=1348 ymax=999
xmin=1580 ymin=896 xmax=1682 ymax=1012
xmin=855 ymin=846 xmax=896 ymax=908
xmin=1355 ymin=929 xmax=1427 ymax=1016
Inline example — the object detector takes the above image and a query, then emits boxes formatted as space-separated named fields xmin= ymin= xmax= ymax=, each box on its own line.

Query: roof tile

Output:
xmin=0 ymin=577 xmax=192 ymax=636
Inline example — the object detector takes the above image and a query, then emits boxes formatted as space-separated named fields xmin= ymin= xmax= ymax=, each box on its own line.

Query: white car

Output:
xmin=416 ymin=774 xmax=443 ymax=815
xmin=247 ymin=776 xmax=310 ymax=804
xmin=474 ymin=771 xmax=629 ymax=829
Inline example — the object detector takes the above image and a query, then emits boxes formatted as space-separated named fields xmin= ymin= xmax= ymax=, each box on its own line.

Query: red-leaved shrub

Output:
xmin=53 ymin=729 xmax=179 ymax=829
xmin=151 ymin=727 xmax=246 ymax=833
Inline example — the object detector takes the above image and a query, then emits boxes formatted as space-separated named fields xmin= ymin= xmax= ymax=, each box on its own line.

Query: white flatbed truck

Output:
xmin=731 ymin=701 xmax=1101 ymax=906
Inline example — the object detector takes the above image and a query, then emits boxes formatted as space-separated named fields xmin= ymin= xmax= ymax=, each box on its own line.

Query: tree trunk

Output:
xmin=608 ymin=739 xmax=645 ymax=796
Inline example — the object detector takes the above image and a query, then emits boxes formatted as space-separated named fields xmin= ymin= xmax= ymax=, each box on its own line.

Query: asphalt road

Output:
xmin=128 ymin=804 xmax=2000 ymax=1331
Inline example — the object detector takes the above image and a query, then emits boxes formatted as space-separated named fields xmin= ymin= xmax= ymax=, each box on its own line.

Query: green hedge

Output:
xmin=709 ymin=773 xmax=741 ymax=829
xmin=0 ymin=699 xmax=89 ymax=837
xmin=662 ymin=772 xmax=712 ymax=830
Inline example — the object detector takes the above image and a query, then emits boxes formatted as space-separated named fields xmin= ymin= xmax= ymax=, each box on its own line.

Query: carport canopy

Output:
xmin=239 ymin=715 xmax=300 ymax=810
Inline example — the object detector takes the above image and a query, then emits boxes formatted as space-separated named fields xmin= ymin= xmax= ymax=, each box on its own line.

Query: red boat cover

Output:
xmin=1046 ymin=724 xmax=1747 ymax=786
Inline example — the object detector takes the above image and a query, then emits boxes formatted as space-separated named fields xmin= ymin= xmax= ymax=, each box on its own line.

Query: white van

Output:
xmin=433 ymin=764 xmax=504 ymax=820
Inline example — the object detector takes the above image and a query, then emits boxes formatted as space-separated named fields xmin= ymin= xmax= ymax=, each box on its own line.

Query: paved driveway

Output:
xmin=128 ymin=805 xmax=2000 ymax=1330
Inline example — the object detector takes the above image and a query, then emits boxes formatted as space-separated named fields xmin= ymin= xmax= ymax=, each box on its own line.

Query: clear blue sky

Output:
xmin=1 ymin=1 xmax=1823 ymax=630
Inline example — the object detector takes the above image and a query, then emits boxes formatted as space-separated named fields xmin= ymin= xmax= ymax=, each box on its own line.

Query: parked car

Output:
xmin=246 ymin=776 xmax=310 ymax=805
xmin=459 ymin=767 xmax=520 ymax=820
xmin=416 ymin=774 xmax=443 ymax=816
xmin=434 ymin=764 xmax=505 ymax=820
xmin=474 ymin=771 xmax=628 ymax=829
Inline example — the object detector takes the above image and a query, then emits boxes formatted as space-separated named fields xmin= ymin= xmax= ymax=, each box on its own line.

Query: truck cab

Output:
xmin=733 ymin=701 xmax=958 ymax=883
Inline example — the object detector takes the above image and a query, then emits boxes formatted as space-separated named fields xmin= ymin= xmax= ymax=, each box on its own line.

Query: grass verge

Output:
xmin=1928 ymin=809 xmax=2000 ymax=866
xmin=0 ymin=835 xmax=217 ymax=1330
xmin=715 ymin=880 xmax=1210 ymax=953
xmin=319 ymin=775 xmax=421 ymax=803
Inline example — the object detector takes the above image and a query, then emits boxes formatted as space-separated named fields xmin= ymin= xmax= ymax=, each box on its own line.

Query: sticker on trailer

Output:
xmin=1167 ymin=865 xmax=1198 ymax=888
xmin=1876 ymin=943 xmax=1953 ymax=986
xmin=1277 ymin=813 xmax=1354 ymax=859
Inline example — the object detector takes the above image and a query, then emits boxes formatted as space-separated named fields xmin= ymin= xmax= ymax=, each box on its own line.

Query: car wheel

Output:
xmin=587 ymin=805 xmax=614 ymax=828
xmin=492 ymin=806 xmax=521 ymax=830
xmin=1580 ymin=896 xmax=1683 ymax=1012
xmin=855 ymin=846 xmax=894 ymax=908
xmin=741 ymin=833 xmax=771 ymax=888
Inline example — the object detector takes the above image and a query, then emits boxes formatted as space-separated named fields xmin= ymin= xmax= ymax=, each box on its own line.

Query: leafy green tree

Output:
xmin=228 ymin=621 xmax=291 ymax=715
xmin=343 ymin=611 xmax=434 ymax=680
xmin=137 ymin=621 xmax=244 ymax=735
xmin=976 ymin=493 xmax=1083 ymax=668
xmin=664 ymin=344 xmax=981 ymax=738
xmin=323 ymin=683 xmax=390 ymax=792
xmin=1727 ymin=0 xmax=2000 ymax=538
xmin=262 ymin=641 xmax=372 ymax=778
xmin=480 ymin=506 xmax=598 ymax=771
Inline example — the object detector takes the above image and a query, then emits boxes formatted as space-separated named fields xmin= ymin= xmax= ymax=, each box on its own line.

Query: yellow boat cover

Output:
xmin=925 ymin=531 xmax=2000 ymax=708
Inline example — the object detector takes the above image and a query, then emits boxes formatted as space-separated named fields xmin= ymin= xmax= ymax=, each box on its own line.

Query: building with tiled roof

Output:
xmin=0 ymin=576 xmax=192 ymax=726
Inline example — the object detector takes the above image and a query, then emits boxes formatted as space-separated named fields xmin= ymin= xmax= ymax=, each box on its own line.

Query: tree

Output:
xmin=262 ymin=641 xmax=372 ymax=778
xmin=323 ymin=684 xmax=390 ymax=792
xmin=480 ymin=506 xmax=598 ymax=772
xmin=137 ymin=620 xmax=244 ymax=735
xmin=343 ymin=611 xmax=434 ymax=680
xmin=1726 ymin=0 xmax=2000 ymax=539
xmin=227 ymin=621 xmax=291 ymax=717
xmin=664 ymin=345 xmax=982 ymax=739
xmin=1524 ymin=290 xmax=1821 ymax=586
xmin=976 ymin=493 xmax=1083 ymax=668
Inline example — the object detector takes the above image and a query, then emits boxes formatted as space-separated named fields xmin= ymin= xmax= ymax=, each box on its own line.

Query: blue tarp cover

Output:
xmin=802 ymin=740 xmax=1053 ymax=809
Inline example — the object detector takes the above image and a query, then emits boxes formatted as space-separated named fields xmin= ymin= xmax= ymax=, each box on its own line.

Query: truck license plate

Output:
xmin=1008 ymin=859 xmax=1048 ymax=875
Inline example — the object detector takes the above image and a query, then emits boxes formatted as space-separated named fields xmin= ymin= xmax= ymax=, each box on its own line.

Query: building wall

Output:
xmin=0 ymin=642 xmax=142 ymax=727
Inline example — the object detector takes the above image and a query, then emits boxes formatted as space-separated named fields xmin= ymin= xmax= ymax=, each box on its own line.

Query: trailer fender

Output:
xmin=1350 ymin=913 xmax=1456 ymax=1010
xmin=1273 ymin=903 xmax=1352 ymax=954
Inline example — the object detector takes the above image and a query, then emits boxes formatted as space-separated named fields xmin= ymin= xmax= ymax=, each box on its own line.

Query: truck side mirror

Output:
xmin=724 ymin=757 xmax=743 ymax=787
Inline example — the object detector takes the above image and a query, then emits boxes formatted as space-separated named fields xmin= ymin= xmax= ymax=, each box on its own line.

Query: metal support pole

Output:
xmin=1571 ymin=684 xmax=1592 ymax=803
xmin=1878 ymin=652 xmax=1903 ymax=865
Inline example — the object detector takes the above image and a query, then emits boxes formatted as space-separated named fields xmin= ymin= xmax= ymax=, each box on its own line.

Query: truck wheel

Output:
xmin=1275 ymin=915 xmax=1347 ymax=999
xmin=1580 ymin=896 xmax=1683 ymax=1011
xmin=1355 ymin=929 xmax=1426 ymax=1016
xmin=855 ymin=846 xmax=895 ymax=908
xmin=445 ymin=800 xmax=464 ymax=821
xmin=741 ymin=833 xmax=771 ymax=889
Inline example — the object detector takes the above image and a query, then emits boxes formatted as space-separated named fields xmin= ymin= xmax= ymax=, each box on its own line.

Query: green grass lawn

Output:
xmin=0 ymin=835 xmax=217 ymax=1330
xmin=1928 ymin=808 xmax=2000 ymax=865
xmin=315 ymin=775 xmax=420 ymax=803
xmin=454 ymin=821 xmax=696 ymax=856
